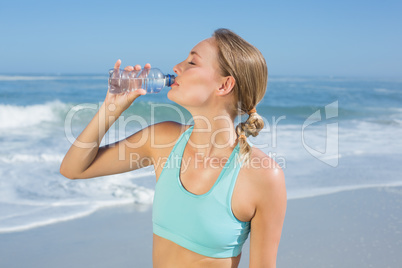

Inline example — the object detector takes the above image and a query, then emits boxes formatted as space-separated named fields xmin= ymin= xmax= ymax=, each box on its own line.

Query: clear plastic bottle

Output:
xmin=108 ymin=68 xmax=175 ymax=94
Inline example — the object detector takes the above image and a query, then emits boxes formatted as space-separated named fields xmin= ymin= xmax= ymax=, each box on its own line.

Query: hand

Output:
xmin=105 ymin=59 xmax=151 ymax=114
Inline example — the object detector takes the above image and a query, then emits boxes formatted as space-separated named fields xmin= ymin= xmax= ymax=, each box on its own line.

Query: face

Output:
xmin=167 ymin=38 xmax=224 ymax=109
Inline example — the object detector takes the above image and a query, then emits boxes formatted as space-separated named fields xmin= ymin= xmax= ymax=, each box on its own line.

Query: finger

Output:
xmin=144 ymin=63 xmax=151 ymax=69
xmin=114 ymin=59 xmax=121 ymax=70
xmin=127 ymin=88 xmax=147 ymax=102
xmin=138 ymin=67 xmax=150 ymax=78
xmin=134 ymin=64 xmax=142 ymax=71
xmin=124 ymin=65 xmax=134 ymax=72
xmin=111 ymin=60 xmax=121 ymax=79
xmin=134 ymin=88 xmax=147 ymax=96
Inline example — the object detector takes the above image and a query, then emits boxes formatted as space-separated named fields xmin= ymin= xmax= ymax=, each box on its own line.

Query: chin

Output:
xmin=167 ymin=89 xmax=203 ymax=109
xmin=167 ymin=89 xmax=181 ymax=104
xmin=167 ymin=90 xmax=190 ymax=110
xmin=167 ymin=90 xmax=174 ymax=101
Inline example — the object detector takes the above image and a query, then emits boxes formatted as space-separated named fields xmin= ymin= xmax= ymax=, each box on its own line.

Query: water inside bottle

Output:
xmin=108 ymin=68 xmax=174 ymax=94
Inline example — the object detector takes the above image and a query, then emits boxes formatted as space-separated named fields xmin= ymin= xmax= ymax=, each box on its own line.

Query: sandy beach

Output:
xmin=1 ymin=186 xmax=401 ymax=268
xmin=277 ymin=186 xmax=402 ymax=268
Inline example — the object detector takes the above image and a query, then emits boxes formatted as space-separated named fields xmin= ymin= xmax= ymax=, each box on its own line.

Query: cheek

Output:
xmin=187 ymin=84 xmax=212 ymax=104
xmin=167 ymin=69 xmax=220 ymax=106
xmin=188 ymin=70 xmax=220 ymax=95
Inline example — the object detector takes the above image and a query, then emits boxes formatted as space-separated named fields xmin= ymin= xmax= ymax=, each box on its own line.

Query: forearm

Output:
xmin=60 ymin=102 xmax=121 ymax=179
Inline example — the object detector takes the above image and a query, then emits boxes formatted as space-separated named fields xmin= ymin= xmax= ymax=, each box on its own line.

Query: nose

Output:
xmin=173 ymin=62 xmax=182 ymax=75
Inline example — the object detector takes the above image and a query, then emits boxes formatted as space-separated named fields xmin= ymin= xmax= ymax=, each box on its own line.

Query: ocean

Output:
xmin=0 ymin=74 xmax=401 ymax=233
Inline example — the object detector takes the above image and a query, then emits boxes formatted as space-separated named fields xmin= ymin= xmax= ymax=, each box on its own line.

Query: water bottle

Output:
xmin=108 ymin=68 xmax=175 ymax=94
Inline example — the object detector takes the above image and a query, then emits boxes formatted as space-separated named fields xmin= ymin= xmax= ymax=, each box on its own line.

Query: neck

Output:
xmin=187 ymin=109 xmax=238 ymax=158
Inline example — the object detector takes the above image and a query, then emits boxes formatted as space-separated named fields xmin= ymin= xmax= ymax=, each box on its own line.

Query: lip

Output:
xmin=171 ymin=81 xmax=179 ymax=87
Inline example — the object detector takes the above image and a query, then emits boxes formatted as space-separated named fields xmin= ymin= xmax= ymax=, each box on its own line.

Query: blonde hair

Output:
xmin=213 ymin=28 xmax=268 ymax=162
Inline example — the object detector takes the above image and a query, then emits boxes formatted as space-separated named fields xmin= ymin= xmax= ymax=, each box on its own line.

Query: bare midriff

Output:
xmin=152 ymin=234 xmax=241 ymax=268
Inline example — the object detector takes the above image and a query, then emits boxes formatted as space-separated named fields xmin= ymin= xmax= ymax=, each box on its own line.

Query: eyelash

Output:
xmin=188 ymin=61 xmax=196 ymax=65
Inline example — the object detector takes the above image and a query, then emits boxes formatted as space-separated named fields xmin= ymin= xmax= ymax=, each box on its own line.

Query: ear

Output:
xmin=217 ymin=76 xmax=236 ymax=96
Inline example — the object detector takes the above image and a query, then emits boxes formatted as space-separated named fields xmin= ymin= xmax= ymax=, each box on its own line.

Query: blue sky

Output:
xmin=0 ymin=0 xmax=401 ymax=77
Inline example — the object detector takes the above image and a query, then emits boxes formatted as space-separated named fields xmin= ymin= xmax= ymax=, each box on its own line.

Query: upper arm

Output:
xmin=249 ymin=161 xmax=287 ymax=268
xmin=75 ymin=121 xmax=183 ymax=179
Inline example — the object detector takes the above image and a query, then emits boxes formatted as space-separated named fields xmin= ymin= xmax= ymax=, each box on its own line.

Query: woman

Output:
xmin=60 ymin=28 xmax=287 ymax=268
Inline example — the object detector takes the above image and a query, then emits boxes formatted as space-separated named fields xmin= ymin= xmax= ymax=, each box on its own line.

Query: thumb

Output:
xmin=127 ymin=88 xmax=147 ymax=102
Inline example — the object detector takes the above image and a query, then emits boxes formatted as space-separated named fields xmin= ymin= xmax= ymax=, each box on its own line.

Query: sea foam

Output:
xmin=0 ymin=101 xmax=67 ymax=129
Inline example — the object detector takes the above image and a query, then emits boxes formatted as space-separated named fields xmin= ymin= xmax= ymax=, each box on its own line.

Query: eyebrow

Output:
xmin=190 ymin=51 xmax=202 ymax=58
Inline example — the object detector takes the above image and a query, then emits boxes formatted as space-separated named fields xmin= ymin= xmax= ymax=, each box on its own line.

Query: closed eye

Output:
xmin=188 ymin=61 xmax=196 ymax=65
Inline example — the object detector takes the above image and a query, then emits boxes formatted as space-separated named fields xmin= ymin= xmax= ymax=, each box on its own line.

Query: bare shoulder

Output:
xmin=123 ymin=121 xmax=191 ymax=161
xmin=146 ymin=122 xmax=192 ymax=179
xmin=244 ymin=147 xmax=285 ymax=183
xmin=241 ymin=147 xmax=287 ymax=206
xmin=125 ymin=121 xmax=189 ymax=146
xmin=148 ymin=121 xmax=192 ymax=148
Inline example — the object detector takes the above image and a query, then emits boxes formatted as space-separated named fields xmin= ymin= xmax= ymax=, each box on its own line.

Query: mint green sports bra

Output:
xmin=152 ymin=125 xmax=250 ymax=258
